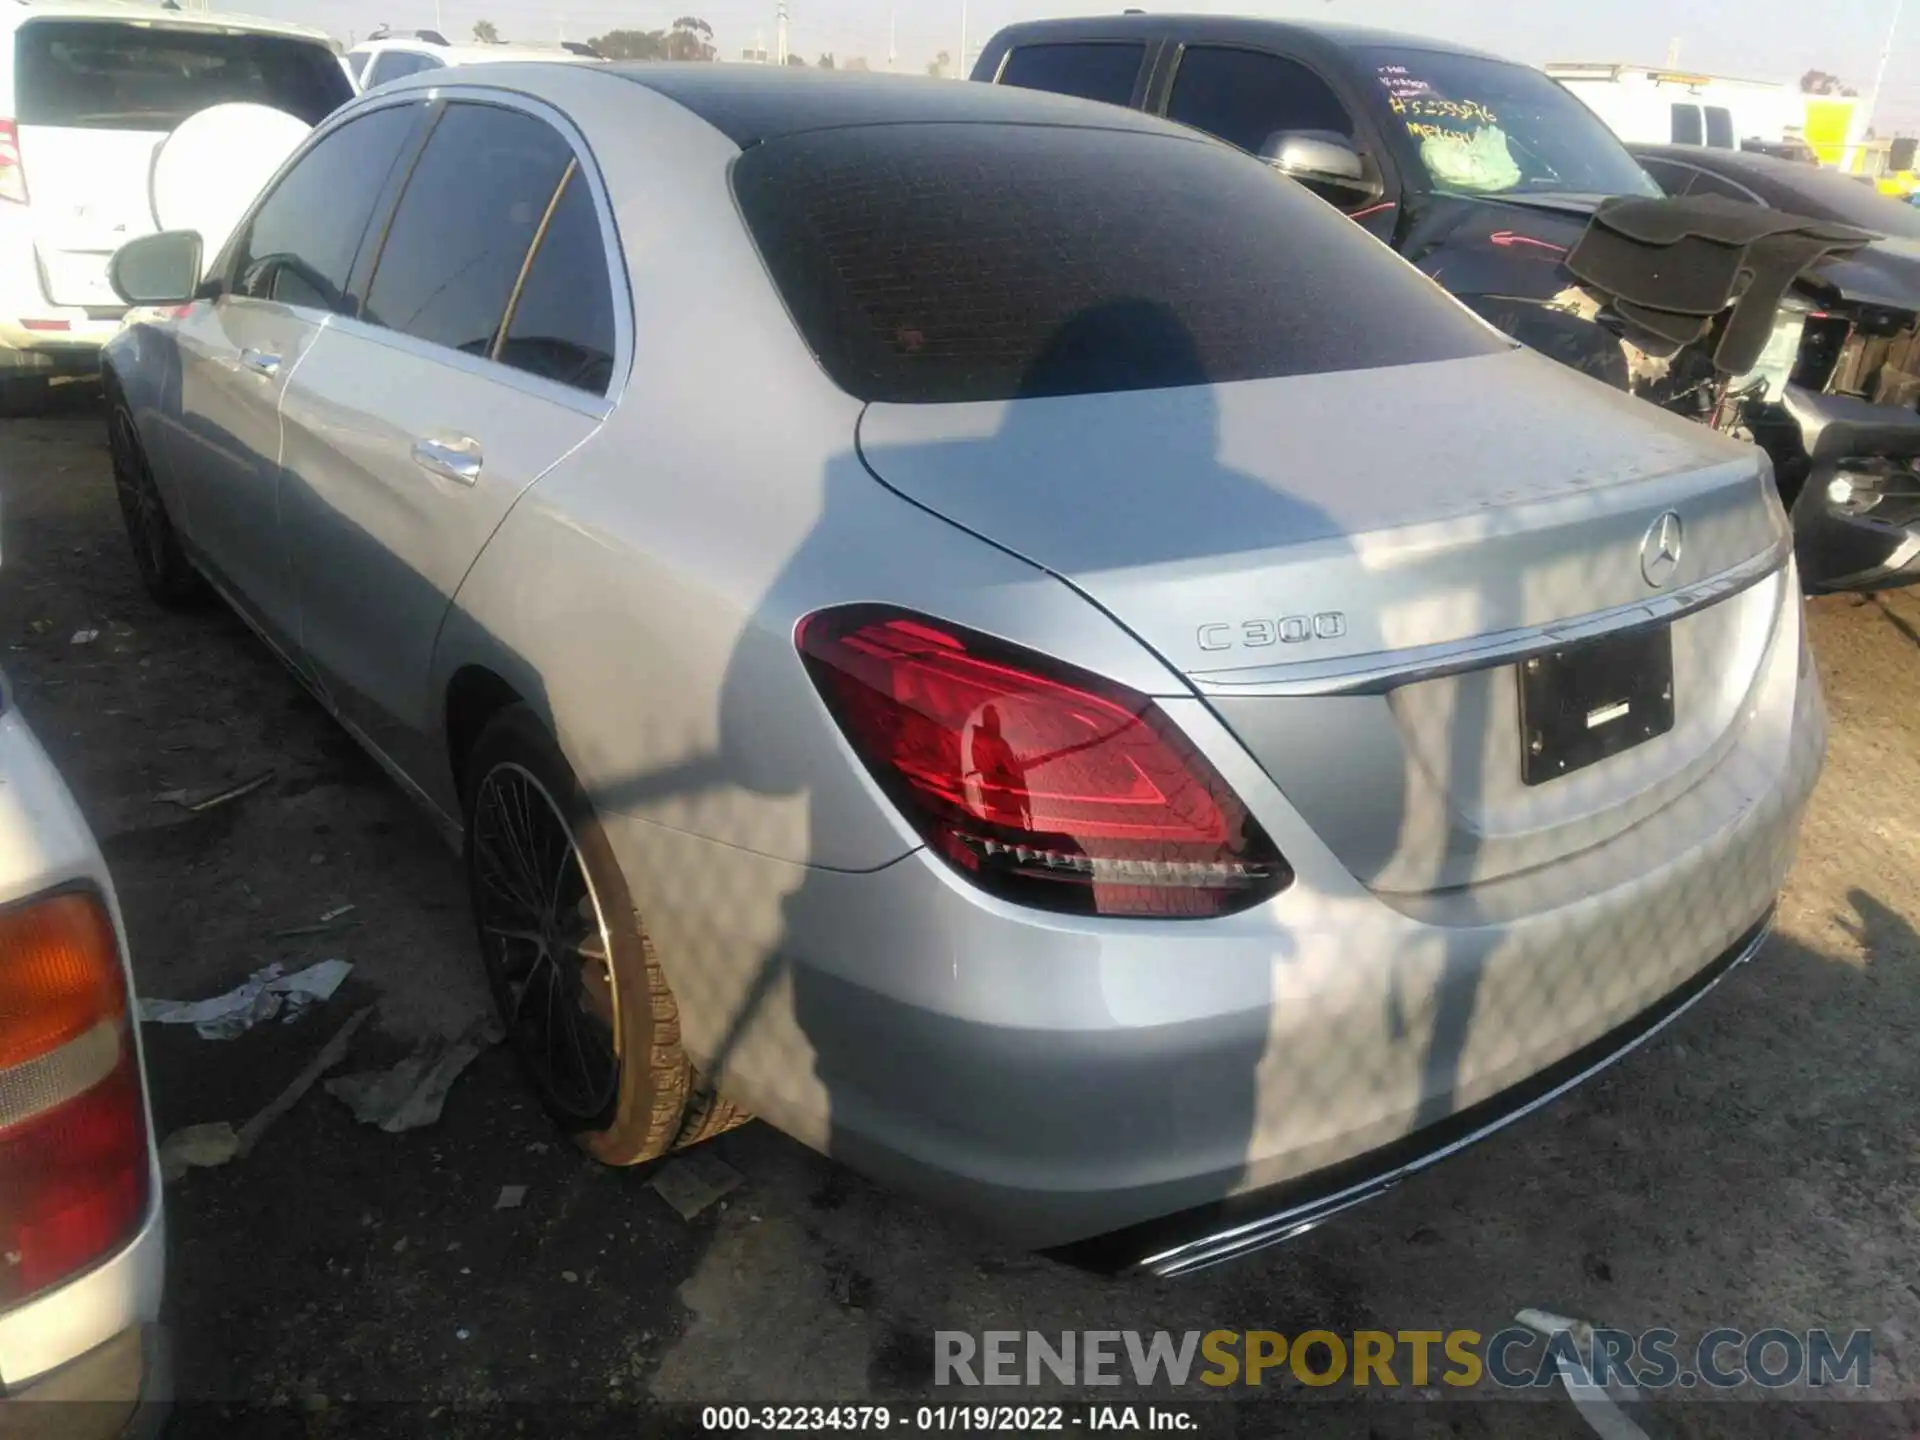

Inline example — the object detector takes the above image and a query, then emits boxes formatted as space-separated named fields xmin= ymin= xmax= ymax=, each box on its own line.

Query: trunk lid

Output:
xmin=1803 ymin=235 xmax=1920 ymax=315
xmin=856 ymin=348 xmax=1792 ymax=894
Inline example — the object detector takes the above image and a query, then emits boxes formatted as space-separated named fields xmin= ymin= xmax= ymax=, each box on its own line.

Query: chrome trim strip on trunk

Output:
xmin=1130 ymin=916 xmax=1774 ymax=1279
xmin=1186 ymin=535 xmax=1791 ymax=698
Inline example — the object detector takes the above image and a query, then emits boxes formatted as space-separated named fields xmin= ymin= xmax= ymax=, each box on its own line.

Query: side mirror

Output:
xmin=108 ymin=230 xmax=204 ymax=306
xmin=1258 ymin=130 xmax=1381 ymax=203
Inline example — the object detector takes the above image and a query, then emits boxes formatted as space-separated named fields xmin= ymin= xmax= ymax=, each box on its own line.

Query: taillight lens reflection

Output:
xmin=798 ymin=606 xmax=1291 ymax=917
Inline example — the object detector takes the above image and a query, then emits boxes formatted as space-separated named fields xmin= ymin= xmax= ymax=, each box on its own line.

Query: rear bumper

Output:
xmin=0 ymin=226 xmax=126 ymax=374
xmin=0 ymin=318 xmax=116 ymax=378
xmin=1054 ymin=914 xmax=1772 ymax=1276
xmin=0 ymin=1324 xmax=170 ymax=1440
xmin=1780 ymin=385 xmax=1920 ymax=593
xmin=611 ymin=584 xmax=1825 ymax=1258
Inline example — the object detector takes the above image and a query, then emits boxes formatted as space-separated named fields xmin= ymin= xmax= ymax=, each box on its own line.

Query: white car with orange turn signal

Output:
xmin=0 ymin=674 xmax=166 ymax=1435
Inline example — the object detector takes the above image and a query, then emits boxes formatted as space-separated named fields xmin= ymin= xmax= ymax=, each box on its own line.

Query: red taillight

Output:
xmin=798 ymin=606 xmax=1291 ymax=918
xmin=0 ymin=1059 xmax=146 ymax=1303
xmin=0 ymin=120 xmax=26 ymax=205
xmin=0 ymin=892 xmax=148 ymax=1306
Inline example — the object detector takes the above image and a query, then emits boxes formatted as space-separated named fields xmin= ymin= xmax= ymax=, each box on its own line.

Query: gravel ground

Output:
xmin=3 ymin=383 xmax=1919 ymax=1437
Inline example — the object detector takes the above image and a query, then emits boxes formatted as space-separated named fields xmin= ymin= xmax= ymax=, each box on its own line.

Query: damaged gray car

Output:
xmin=973 ymin=15 xmax=1897 ymax=594
xmin=1633 ymin=143 xmax=1920 ymax=593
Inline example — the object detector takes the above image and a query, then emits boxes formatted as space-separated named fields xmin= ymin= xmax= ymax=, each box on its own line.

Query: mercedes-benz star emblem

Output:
xmin=1640 ymin=510 xmax=1684 ymax=589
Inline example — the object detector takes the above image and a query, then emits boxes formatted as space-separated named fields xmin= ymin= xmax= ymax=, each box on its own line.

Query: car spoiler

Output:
xmin=1564 ymin=195 xmax=1873 ymax=376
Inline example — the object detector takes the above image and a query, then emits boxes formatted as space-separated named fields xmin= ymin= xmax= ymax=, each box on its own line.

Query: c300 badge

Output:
xmin=1196 ymin=612 xmax=1347 ymax=652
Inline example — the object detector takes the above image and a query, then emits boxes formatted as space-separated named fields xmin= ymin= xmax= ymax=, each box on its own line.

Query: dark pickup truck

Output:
xmin=973 ymin=15 xmax=1913 ymax=593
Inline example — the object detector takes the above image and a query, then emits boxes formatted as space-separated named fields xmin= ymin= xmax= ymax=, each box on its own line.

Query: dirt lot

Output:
xmin=4 ymin=384 xmax=1920 ymax=1437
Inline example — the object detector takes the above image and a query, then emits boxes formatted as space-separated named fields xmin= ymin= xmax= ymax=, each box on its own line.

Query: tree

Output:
xmin=472 ymin=18 xmax=500 ymax=43
xmin=590 ymin=28 xmax=669 ymax=60
xmin=786 ymin=52 xmax=808 ymax=66
xmin=844 ymin=55 xmax=870 ymax=72
xmin=666 ymin=15 xmax=716 ymax=61
xmin=1801 ymin=68 xmax=1859 ymax=97
xmin=926 ymin=49 xmax=951 ymax=79
xmin=817 ymin=52 xmax=835 ymax=69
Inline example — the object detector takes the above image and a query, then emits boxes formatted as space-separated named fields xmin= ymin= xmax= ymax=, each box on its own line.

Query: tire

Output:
xmin=674 ymin=1075 xmax=751 ymax=1149
xmin=462 ymin=704 xmax=691 ymax=1164
xmin=107 ymin=399 xmax=205 ymax=607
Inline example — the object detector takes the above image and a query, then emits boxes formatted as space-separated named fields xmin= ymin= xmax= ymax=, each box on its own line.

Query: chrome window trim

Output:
xmin=1187 ymin=532 xmax=1791 ymax=697
xmin=212 ymin=82 xmax=632 ymax=411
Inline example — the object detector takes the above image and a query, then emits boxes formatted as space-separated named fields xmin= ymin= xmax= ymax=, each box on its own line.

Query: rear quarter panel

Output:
xmin=430 ymin=71 xmax=1191 ymax=872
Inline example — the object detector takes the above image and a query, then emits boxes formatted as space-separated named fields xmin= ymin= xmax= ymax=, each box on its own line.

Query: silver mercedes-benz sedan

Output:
xmin=100 ymin=63 xmax=1824 ymax=1276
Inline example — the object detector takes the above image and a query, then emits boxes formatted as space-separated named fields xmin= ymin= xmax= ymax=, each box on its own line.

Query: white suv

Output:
xmin=345 ymin=30 xmax=600 ymax=92
xmin=0 ymin=0 xmax=350 ymax=411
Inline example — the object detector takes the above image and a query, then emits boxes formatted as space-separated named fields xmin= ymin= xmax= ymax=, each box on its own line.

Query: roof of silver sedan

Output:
xmin=605 ymin=62 xmax=1181 ymax=147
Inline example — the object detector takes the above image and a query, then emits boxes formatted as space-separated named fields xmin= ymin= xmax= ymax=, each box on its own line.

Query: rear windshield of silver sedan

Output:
xmin=732 ymin=121 xmax=1509 ymax=403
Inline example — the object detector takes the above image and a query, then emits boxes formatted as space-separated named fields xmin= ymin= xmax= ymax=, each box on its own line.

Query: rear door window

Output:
xmin=14 ymin=19 xmax=351 ymax=129
xmin=228 ymin=102 xmax=422 ymax=312
xmin=362 ymin=102 xmax=573 ymax=358
xmin=997 ymin=43 xmax=1147 ymax=107
xmin=1670 ymin=103 xmax=1704 ymax=145
xmin=497 ymin=165 xmax=618 ymax=395
xmin=1685 ymin=168 xmax=1760 ymax=203
xmin=732 ymin=122 xmax=1505 ymax=404
xmin=1165 ymin=46 xmax=1356 ymax=151
xmin=345 ymin=51 xmax=372 ymax=83
xmin=1704 ymin=105 xmax=1734 ymax=148
xmin=1636 ymin=157 xmax=1692 ymax=195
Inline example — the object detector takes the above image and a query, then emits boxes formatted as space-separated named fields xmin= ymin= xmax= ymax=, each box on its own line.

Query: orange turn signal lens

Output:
xmin=0 ymin=892 xmax=125 ymax=1070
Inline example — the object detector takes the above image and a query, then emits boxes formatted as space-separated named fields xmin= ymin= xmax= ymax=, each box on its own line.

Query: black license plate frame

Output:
xmin=1517 ymin=627 xmax=1675 ymax=786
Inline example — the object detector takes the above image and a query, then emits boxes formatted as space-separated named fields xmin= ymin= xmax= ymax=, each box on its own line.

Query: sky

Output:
xmin=257 ymin=0 xmax=1920 ymax=133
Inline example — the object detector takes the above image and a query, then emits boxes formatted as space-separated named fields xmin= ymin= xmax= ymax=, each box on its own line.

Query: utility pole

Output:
xmin=1849 ymin=0 xmax=1905 ymax=172
xmin=888 ymin=5 xmax=895 ymax=70
xmin=776 ymin=0 xmax=789 ymax=65
xmin=1664 ymin=36 xmax=1681 ymax=67
xmin=959 ymin=0 xmax=968 ymax=79
xmin=434 ymin=0 xmax=442 ymax=35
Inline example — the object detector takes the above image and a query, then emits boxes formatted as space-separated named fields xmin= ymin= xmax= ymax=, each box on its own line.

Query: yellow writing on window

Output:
xmin=1390 ymin=96 xmax=1498 ymax=126
xmin=1405 ymin=121 xmax=1482 ymax=142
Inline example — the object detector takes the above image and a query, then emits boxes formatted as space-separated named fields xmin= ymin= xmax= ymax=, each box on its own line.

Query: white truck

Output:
xmin=343 ymin=29 xmax=602 ymax=92
xmin=1547 ymin=62 xmax=1806 ymax=153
